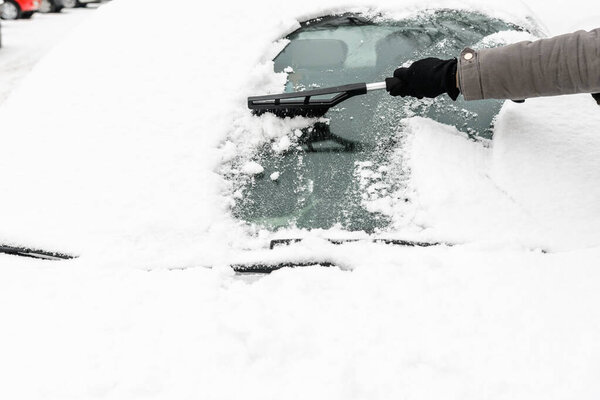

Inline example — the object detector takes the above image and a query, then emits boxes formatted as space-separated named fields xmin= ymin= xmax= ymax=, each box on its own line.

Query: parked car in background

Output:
xmin=39 ymin=0 xmax=63 ymax=13
xmin=0 ymin=0 xmax=40 ymax=20
xmin=0 ymin=0 xmax=3 ymax=47
xmin=61 ymin=0 xmax=99 ymax=8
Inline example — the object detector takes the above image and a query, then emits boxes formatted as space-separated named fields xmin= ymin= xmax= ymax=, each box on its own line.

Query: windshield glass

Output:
xmin=234 ymin=10 xmax=528 ymax=232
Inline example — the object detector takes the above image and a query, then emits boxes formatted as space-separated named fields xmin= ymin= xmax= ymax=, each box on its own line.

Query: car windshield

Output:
xmin=234 ymin=10 xmax=528 ymax=233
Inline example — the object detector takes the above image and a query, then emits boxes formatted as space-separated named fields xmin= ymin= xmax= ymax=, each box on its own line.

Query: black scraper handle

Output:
xmin=248 ymin=82 xmax=386 ymax=118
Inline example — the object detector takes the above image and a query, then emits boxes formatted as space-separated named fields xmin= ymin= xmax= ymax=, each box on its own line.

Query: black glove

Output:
xmin=385 ymin=58 xmax=460 ymax=101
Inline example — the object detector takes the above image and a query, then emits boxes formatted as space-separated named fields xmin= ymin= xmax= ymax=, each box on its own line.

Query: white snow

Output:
xmin=241 ymin=161 xmax=265 ymax=175
xmin=0 ymin=7 xmax=101 ymax=105
xmin=474 ymin=30 xmax=539 ymax=48
xmin=271 ymin=134 xmax=292 ymax=153
xmin=1 ymin=0 xmax=600 ymax=398
xmin=492 ymin=94 xmax=600 ymax=249
xmin=379 ymin=117 xmax=545 ymax=246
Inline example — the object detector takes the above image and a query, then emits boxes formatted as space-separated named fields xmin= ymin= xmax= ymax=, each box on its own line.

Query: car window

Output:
xmin=234 ymin=10 xmax=529 ymax=233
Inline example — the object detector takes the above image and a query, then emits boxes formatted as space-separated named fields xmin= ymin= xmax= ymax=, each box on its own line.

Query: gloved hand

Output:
xmin=385 ymin=58 xmax=460 ymax=101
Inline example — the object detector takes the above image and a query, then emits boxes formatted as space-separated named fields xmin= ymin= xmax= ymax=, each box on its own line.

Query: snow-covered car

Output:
xmin=0 ymin=7 xmax=548 ymax=267
xmin=0 ymin=0 xmax=40 ymax=19
xmin=4 ymin=1 xmax=600 ymax=399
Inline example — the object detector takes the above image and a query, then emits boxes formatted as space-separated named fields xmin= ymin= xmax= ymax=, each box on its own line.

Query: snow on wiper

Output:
xmin=231 ymin=238 xmax=448 ymax=273
xmin=232 ymin=261 xmax=336 ymax=274
xmin=269 ymin=238 xmax=445 ymax=249
xmin=0 ymin=245 xmax=75 ymax=261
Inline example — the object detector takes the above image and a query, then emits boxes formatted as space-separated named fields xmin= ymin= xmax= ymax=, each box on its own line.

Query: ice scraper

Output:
xmin=247 ymin=81 xmax=388 ymax=118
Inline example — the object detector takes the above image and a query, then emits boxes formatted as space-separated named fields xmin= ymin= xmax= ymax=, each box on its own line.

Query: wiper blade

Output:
xmin=269 ymin=238 xmax=446 ymax=249
xmin=231 ymin=238 xmax=449 ymax=274
xmin=232 ymin=261 xmax=335 ymax=274
xmin=0 ymin=245 xmax=75 ymax=261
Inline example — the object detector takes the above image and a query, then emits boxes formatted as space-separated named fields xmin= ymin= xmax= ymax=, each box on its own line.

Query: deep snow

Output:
xmin=1 ymin=0 xmax=600 ymax=398
xmin=0 ymin=7 xmax=103 ymax=105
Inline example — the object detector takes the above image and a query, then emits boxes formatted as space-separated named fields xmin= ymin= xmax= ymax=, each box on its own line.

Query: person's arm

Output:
xmin=458 ymin=28 xmax=600 ymax=101
xmin=386 ymin=28 xmax=600 ymax=103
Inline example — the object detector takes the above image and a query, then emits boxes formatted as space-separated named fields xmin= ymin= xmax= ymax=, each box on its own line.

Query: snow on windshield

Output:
xmin=227 ymin=11 xmax=536 ymax=234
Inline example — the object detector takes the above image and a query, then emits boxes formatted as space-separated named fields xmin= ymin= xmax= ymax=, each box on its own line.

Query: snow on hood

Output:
xmin=0 ymin=0 xmax=597 ymax=269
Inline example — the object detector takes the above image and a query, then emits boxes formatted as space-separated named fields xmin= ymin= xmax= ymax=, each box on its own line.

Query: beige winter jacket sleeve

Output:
xmin=457 ymin=28 xmax=600 ymax=101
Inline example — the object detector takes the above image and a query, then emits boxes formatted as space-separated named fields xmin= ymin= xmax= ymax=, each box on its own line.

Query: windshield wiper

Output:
xmin=232 ymin=238 xmax=448 ymax=273
xmin=0 ymin=245 xmax=75 ymax=261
